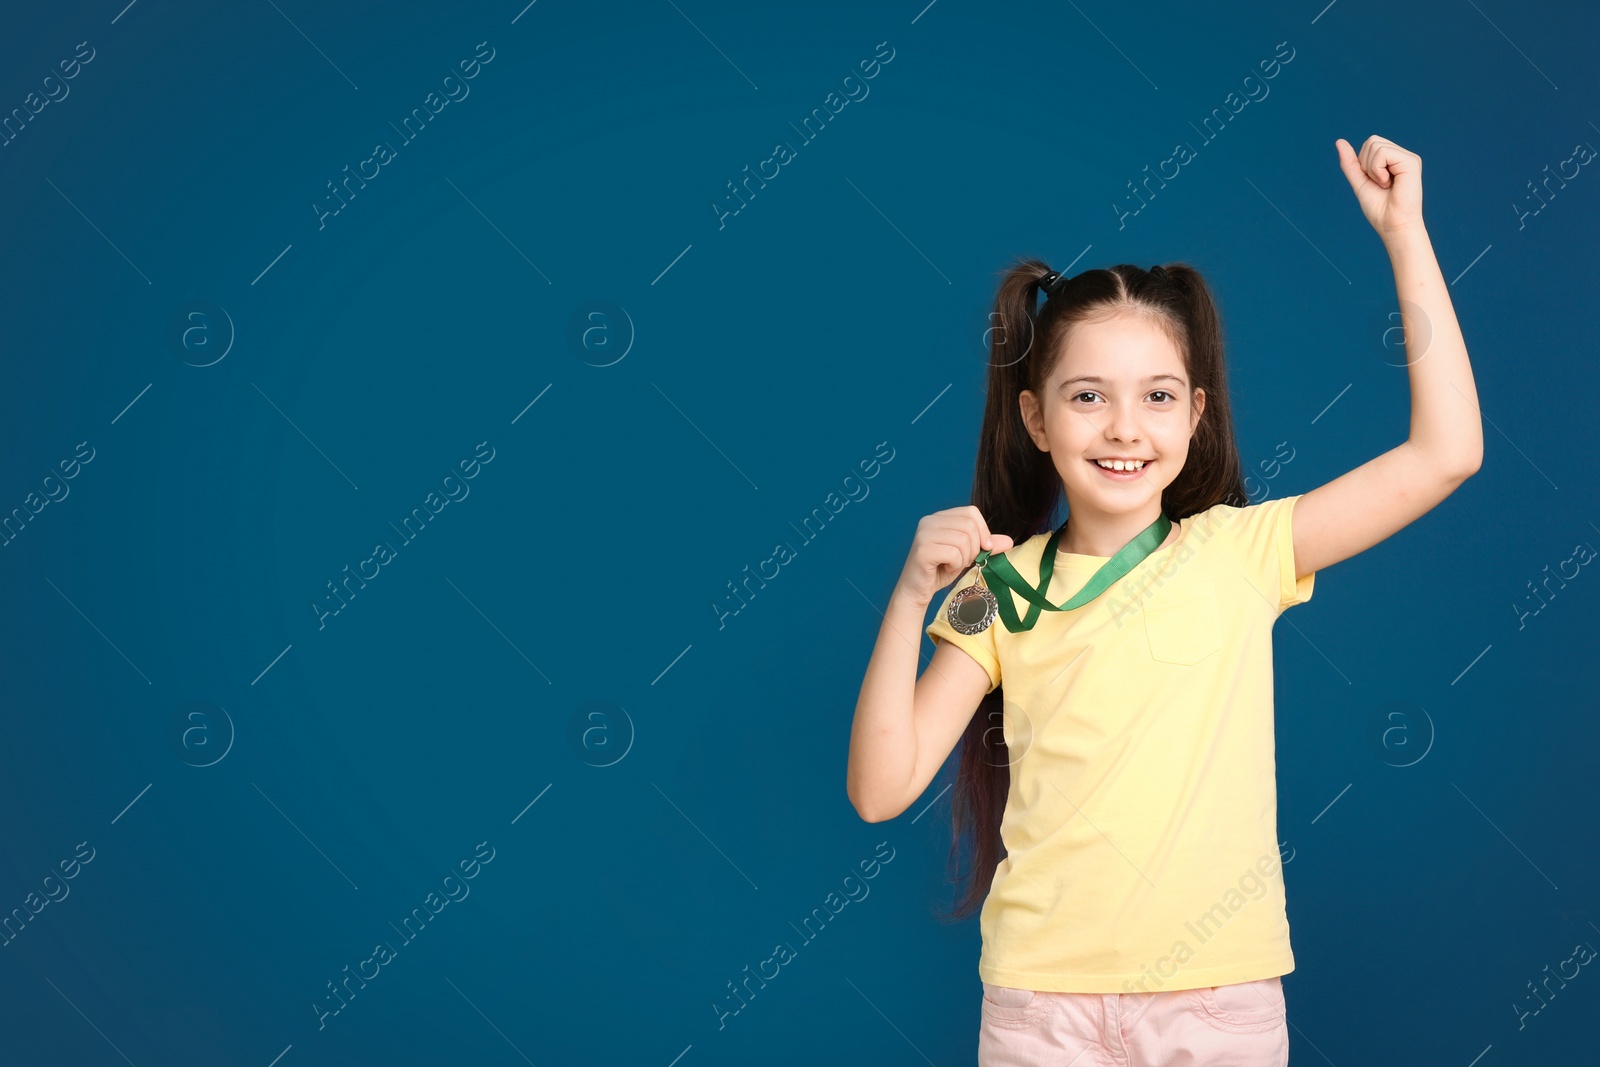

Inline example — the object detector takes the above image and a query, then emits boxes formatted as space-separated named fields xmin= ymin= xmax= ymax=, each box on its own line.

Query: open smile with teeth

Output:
xmin=1092 ymin=458 xmax=1149 ymax=471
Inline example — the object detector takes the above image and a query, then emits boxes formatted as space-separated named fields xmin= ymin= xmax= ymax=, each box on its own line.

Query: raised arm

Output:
xmin=1291 ymin=136 xmax=1484 ymax=580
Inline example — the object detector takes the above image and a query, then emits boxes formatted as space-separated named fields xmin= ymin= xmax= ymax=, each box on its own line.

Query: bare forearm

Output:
xmin=1385 ymin=224 xmax=1485 ymax=474
xmin=847 ymin=587 xmax=927 ymax=821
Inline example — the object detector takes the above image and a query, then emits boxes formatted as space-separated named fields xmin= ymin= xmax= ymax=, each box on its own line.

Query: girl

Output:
xmin=846 ymin=135 xmax=1483 ymax=1066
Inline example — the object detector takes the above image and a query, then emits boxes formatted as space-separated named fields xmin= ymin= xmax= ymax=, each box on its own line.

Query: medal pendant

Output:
xmin=947 ymin=575 xmax=998 ymax=635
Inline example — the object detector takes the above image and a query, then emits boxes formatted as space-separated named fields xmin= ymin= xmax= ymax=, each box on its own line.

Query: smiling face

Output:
xmin=1018 ymin=310 xmax=1204 ymax=528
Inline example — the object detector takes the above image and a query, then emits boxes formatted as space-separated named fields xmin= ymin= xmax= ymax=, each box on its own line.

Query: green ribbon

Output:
xmin=974 ymin=512 xmax=1172 ymax=633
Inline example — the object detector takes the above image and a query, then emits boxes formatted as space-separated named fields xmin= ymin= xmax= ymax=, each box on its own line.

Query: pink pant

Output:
xmin=978 ymin=976 xmax=1289 ymax=1066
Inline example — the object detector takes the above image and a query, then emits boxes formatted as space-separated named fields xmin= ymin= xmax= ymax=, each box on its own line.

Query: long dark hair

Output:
xmin=934 ymin=258 xmax=1250 ymax=923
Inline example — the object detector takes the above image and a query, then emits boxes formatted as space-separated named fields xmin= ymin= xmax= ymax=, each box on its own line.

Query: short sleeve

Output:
xmin=925 ymin=566 xmax=1002 ymax=693
xmin=1273 ymin=495 xmax=1312 ymax=607
xmin=1231 ymin=493 xmax=1315 ymax=612
xmin=1216 ymin=489 xmax=1318 ymax=607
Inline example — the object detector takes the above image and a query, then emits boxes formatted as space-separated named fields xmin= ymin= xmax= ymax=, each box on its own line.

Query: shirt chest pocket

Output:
xmin=1142 ymin=578 xmax=1223 ymax=665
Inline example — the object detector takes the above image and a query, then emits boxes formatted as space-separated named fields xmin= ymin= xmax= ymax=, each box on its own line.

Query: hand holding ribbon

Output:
xmin=950 ymin=512 xmax=1173 ymax=634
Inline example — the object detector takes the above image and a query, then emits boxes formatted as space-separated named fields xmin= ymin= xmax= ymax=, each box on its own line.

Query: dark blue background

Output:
xmin=1 ymin=0 xmax=1595 ymax=1063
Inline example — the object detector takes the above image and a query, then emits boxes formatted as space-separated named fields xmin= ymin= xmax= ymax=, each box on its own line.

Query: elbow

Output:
xmin=848 ymin=793 xmax=895 ymax=824
xmin=1427 ymin=447 xmax=1481 ymax=484
xmin=863 ymin=792 xmax=910 ymax=823
xmin=846 ymin=783 xmax=899 ymax=824
xmin=1410 ymin=439 xmax=1482 ymax=483
xmin=846 ymin=746 xmax=914 ymax=823
xmin=846 ymin=778 xmax=871 ymax=822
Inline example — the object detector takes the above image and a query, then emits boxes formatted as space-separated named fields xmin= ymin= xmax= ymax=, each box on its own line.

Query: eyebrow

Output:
xmin=1058 ymin=374 xmax=1186 ymax=387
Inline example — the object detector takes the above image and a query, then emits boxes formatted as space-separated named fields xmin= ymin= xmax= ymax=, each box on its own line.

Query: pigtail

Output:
xmin=938 ymin=258 xmax=1064 ymax=924
xmin=972 ymin=260 xmax=1066 ymax=545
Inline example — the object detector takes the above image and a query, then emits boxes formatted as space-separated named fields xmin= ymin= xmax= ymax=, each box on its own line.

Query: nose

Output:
xmin=1104 ymin=396 xmax=1144 ymax=446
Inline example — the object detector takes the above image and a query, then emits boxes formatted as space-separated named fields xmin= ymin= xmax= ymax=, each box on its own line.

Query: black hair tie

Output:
xmin=1038 ymin=269 xmax=1066 ymax=299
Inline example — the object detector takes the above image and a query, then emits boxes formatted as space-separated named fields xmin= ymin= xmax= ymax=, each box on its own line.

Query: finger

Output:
xmin=973 ymin=535 xmax=1013 ymax=557
xmin=1372 ymin=142 xmax=1416 ymax=188
xmin=1359 ymin=136 xmax=1385 ymax=183
xmin=963 ymin=505 xmax=997 ymax=551
xmin=1371 ymin=144 xmax=1397 ymax=188
xmin=1359 ymin=137 xmax=1377 ymax=184
xmin=1361 ymin=134 xmax=1387 ymax=169
xmin=930 ymin=515 xmax=982 ymax=563
xmin=922 ymin=534 xmax=970 ymax=579
xmin=971 ymin=513 xmax=1013 ymax=555
xmin=947 ymin=511 xmax=1011 ymax=559
xmin=1363 ymin=136 xmax=1401 ymax=188
xmin=1335 ymin=138 xmax=1370 ymax=194
xmin=928 ymin=542 xmax=966 ymax=575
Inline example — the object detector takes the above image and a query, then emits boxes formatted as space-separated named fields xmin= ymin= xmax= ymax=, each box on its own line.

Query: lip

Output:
xmin=1087 ymin=458 xmax=1151 ymax=481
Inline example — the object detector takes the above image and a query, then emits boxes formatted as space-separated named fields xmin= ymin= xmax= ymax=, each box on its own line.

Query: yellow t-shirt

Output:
xmin=924 ymin=494 xmax=1315 ymax=994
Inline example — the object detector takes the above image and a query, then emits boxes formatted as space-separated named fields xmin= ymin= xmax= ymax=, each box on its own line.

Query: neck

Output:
xmin=1058 ymin=502 xmax=1172 ymax=557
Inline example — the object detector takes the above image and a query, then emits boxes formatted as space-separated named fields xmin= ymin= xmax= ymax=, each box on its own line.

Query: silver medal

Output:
xmin=947 ymin=573 xmax=998 ymax=635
